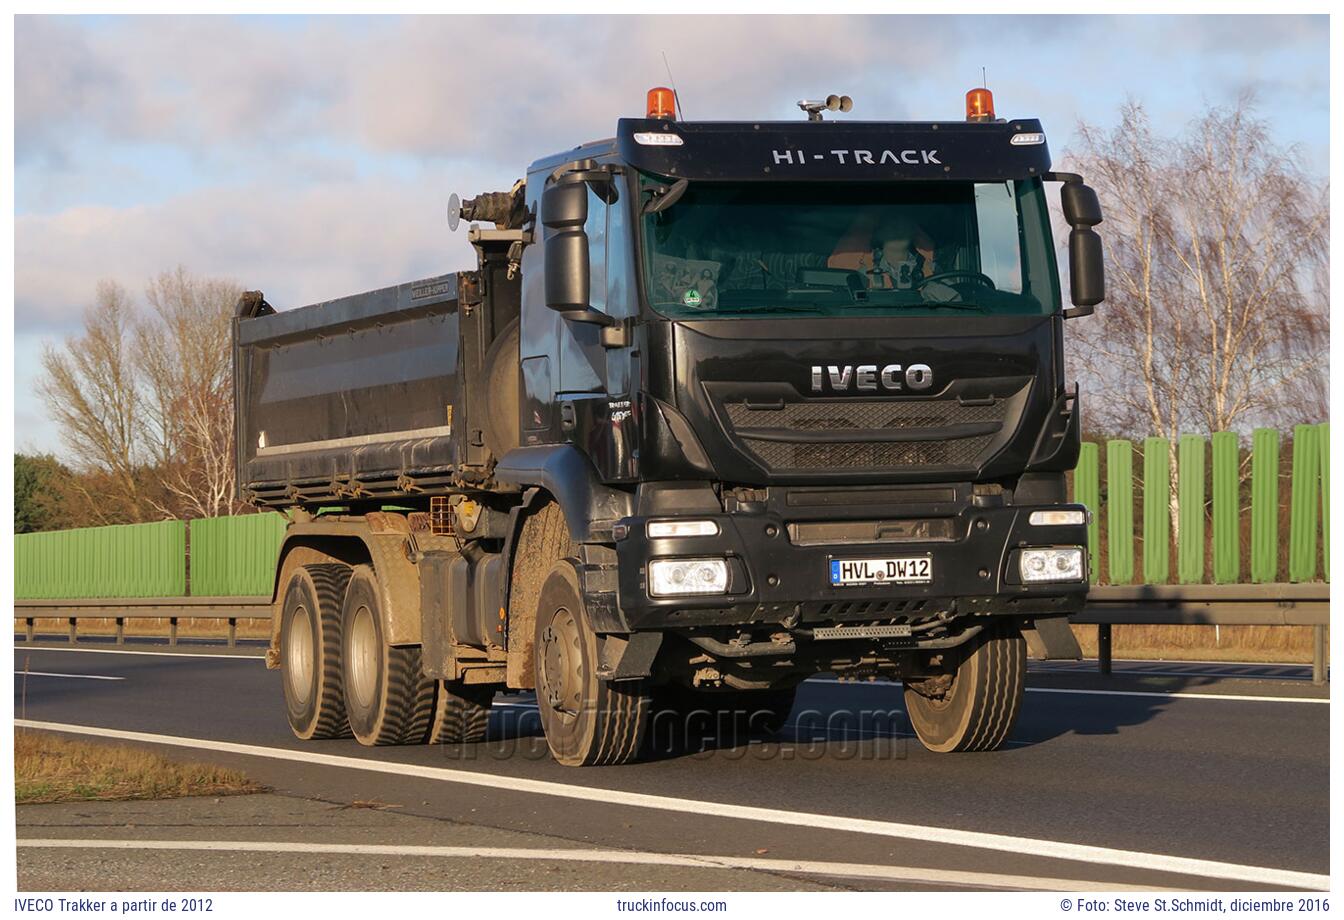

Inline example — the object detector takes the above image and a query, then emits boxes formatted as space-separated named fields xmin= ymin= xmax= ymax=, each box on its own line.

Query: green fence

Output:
xmin=10 ymin=425 xmax=1333 ymax=596
xmin=14 ymin=514 xmax=285 ymax=599
xmin=14 ymin=520 xmax=187 ymax=599
xmin=1072 ymin=423 xmax=1330 ymax=585
xmin=189 ymin=513 xmax=288 ymax=596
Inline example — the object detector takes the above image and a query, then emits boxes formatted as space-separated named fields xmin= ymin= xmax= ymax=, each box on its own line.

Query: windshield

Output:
xmin=639 ymin=179 xmax=1059 ymax=318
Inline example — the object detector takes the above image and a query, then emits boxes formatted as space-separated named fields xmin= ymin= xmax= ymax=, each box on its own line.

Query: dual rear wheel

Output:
xmin=279 ymin=562 xmax=492 ymax=746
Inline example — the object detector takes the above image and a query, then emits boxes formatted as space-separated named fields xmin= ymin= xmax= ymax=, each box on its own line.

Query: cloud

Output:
xmin=13 ymin=13 xmax=1329 ymax=455
xmin=15 ymin=167 xmax=505 ymax=333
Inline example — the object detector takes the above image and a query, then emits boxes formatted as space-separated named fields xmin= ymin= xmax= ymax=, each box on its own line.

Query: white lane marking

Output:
xmin=11 ymin=646 xmax=264 ymax=661
xmin=808 ymin=677 xmax=1328 ymax=705
xmin=13 ymin=671 xmax=124 ymax=681
xmin=15 ymin=719 xmax=1326 ymax=890
xmin=14 ymin=838 xmax=1165 ymax=892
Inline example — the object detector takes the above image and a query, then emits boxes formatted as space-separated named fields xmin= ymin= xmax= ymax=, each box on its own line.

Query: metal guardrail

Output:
xmin=1074 ymin=584 xmax=1329 ymax=684
xmin=13 ymin=596 xmax=270 ymax=648
xmin=13 ymin=585 xmax=1330 ymax=682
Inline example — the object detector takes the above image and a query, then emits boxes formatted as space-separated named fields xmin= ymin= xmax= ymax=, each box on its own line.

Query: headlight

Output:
xmin=1029 ymin=509 xmax=1086 ymax=526
xmin=648 ymin=558 xmax=729 ymax=597
xmin=1019 ymin=547 xmax=1084 ymax=583
xmin=647 ymin=519 xmax=720 ymax=538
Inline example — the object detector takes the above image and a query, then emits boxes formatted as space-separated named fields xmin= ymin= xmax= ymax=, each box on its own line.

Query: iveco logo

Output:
xmin=811 ymin=364 xmax=934 ymax=393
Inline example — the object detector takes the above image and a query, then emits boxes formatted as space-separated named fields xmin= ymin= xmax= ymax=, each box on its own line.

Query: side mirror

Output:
xmin=540 ymin=170 xmax=623 ymax=343
xmin=541 ymin=178 xmax=590 ymax=313
xmin=1060 ymin=181 xmax=1104 ymax=315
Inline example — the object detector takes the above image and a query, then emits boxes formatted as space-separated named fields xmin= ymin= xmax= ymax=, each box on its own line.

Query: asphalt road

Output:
xmin=13 ymin=644 xmax=1331 ymax=891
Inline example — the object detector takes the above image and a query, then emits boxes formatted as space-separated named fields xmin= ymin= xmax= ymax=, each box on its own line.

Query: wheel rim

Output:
xmin=286 ymin=604 xmax=314 ymax=705
xmin=349 ymin=604 xmax=379 ymax=710
xmin=539 ymin=606 xmax=583 ymax=722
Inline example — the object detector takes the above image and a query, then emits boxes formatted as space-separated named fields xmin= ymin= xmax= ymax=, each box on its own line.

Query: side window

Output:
xmin=606 ymin=183 xmax=635 ymax=319
xmin=973 ymin=181 xmax=1024 ymax=293
xmin=586 ymin=186 xmax=608 ymax=314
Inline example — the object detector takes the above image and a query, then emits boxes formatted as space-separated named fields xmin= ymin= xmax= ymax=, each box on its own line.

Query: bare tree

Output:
xmin=137 ymin=268 xmax=243 ymax=520
xmin=38 ymin=281 xmax=153 ymax=523
xmin=1065 ymin=95 xmax=1329 ymax=441
xmin=37 ymin=269 xmax=244 ymax=525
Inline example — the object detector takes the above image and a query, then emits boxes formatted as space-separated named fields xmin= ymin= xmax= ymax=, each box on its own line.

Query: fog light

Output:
xmin=649 ymin=558 xmax=729 ymax=597
xmin=647 ymin=519 xmax=720 ymax=538
xmin=1019 ymin=547 xmax=1084 ymax=583
xmin=1029 ymin=509 xmax=1086 ymax=526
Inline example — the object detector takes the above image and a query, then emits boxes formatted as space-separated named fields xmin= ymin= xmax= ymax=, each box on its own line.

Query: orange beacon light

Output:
xmin=965 ymin=87 xmax=995 ymax=122
xmin=647 ymin=86 xmax=677 ymax=120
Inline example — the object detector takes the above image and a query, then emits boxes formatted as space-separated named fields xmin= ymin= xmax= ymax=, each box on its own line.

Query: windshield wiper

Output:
xmin=724 ymin=303 xmax=827 ymax=314
xmin=914 ymin=300 xmax=986 ymax=312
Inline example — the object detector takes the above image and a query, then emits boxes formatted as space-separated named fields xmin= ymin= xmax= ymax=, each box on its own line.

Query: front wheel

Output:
xmin=533 ymin=560 xmax=650 ymax=766
xmin=904 ymin=622 xmax=1026 ymax=753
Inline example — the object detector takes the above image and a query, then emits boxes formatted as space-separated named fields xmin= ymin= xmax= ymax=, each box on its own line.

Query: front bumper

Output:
xmin=612 ymin=503 xmax=1089 ymax=631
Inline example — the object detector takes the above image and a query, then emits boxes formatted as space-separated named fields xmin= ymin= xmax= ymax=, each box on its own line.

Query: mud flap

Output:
xmin=596 ymin=632 xmax=664 ymax=681
xmin=1023 ymin=615 xmax=1083 ymax=660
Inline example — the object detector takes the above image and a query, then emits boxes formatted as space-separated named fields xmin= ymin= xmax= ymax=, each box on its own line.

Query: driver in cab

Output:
xmin=829 ymin=214 xmax=960 ymax=301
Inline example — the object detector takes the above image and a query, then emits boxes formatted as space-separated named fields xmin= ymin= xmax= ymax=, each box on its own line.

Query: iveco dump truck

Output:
xmin=234 ymin=86 xmax=1105 ymax=765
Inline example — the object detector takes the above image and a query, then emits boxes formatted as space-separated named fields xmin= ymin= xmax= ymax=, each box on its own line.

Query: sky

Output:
xmin=12 ymin=13 xmax=1330 ymax=455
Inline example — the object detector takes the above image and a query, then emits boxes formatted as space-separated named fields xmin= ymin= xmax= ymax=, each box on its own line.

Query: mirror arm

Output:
xmin=1062 ymin=304 xmax=1095 ymax=320
xmin=559 ymin=307 xmax=616 ymax=327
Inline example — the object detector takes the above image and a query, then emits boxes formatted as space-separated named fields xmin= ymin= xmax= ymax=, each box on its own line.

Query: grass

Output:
xmin=14 ymin=731 xmax=264 ymax=805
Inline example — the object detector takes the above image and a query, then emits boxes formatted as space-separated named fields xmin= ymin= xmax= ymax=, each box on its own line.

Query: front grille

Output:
xmin=720 ymin=390 xmax=1020 ymax=472
xmin=725 ymin=398 xmax=1005 ymax=432
xmin=807 ymin=598 xmax=934 ymax=620
xmin=743 ymin=435 xmax=994 ymax=470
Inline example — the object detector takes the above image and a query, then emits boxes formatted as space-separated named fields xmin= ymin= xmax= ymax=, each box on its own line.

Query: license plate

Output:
xmin=829 ymin=556 xmax=932 ymax=587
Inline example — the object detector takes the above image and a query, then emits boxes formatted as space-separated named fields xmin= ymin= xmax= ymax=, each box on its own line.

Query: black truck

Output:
xmin=234 ymin=87 xmax=1103 ymax=765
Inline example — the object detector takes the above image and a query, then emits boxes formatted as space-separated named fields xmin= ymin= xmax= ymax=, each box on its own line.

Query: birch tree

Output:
xmin=1065 ymin=96 xmax=1328 ymax=440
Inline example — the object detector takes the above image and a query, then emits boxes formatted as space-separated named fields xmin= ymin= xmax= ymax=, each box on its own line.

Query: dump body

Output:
xmin=234 ymin=274 xmax=463 ymax=506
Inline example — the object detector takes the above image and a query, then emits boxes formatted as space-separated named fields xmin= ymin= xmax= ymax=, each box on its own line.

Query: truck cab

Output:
xmin=235 ymin=86 xmax=1104 ymax=765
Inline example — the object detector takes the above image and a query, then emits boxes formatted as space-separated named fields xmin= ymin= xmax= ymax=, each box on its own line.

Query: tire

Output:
xmin=904 ymin=622 xmax=1026 ymax=753
xmin=279 ymin=563 xmax=352 ymax=740
xmin=533 ymin=560 xmax=651 ymax=766
xmin=506 ymin=501 xmax=577 ymax=688
xmin=341 ymin=565 xmax=437 ymax=746
xmin=428 ymin=680 xmax=494 ymax=744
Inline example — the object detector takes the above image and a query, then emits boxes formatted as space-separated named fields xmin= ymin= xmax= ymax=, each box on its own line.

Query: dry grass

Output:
xmin=14 ymin=731 xmax=264 ymax=805
xmin=1071 ymin=624 xmax=1324 ymax=663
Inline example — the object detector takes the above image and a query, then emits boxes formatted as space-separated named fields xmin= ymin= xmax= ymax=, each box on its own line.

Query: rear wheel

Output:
xmin=533 ymin=560 xmax=651 ymax=766
xmin=429 ymin=680 xmax=494 ymax=744
xmin=279 ymin=563 xmax=352 ymax=740
xmin=341 ymin=565 xmax=437 ymax=746
xmin=904 ymin=622 xmax=1026 ymax=753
